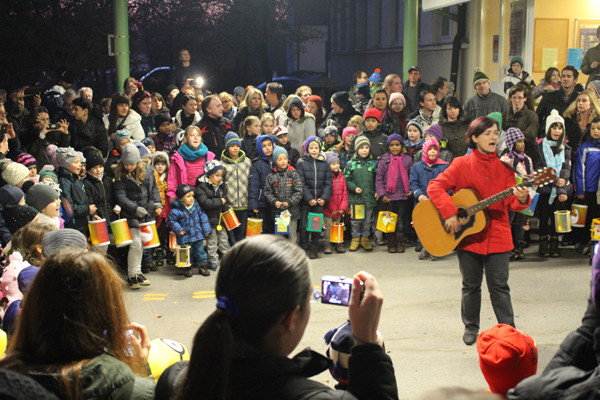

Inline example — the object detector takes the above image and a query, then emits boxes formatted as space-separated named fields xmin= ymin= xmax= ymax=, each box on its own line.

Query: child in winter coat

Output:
xmin=414 ymin=124 xmax=454 ymax=163
xmin=352 ymin=108 xmax=387 ymax=160
xmin=322 ymin=126 xmax=341 ymax=152
xmin=405 ymin=120 xmax=425 ymax=162
xmin=534 ymin=110 xmax=571 ymax=257
xmin=168 ymin=184 xmax=212 ymax=277
xmin=221 ymin=132 xmax=252 ymax=243
xmin=287 ymin=96 xmax=316 ymax=154
xmin=500 ymin=127 xmax=535 ymax=260
xmin=153 ymin=113 xmax=176 ymax=155
xmin=297 ymin=136 xmax=333 ymax=259
xmin=16 ymin=153 xmax=38 ymax=184
xmin=196 ymin=160 xmax=231 ymax=270
xmin=112 ymin=143 xmax=162 ymax=290
xmin=56 ymin=147 xmax=94 ymax=234
xmin=248 ymin=135 xmax=276 ymax=234
xmin=323 ymin=151 xmax=348 ymax=254
xmin=573 ymin=116 xmax=600 ymax=255
xmin=240 ymin=116 xmax=261 ymax=161
xmin=105 ymin=129 xmax=131 ymax=177
xmin=336 ymin=127 xmax=357 ymax=171
xmin=409 ymin=137 xmax=449 ymax=260
xmin=264 ymin=146 xmax=303 ymax=244
xmin=344 ymin=136 xmax=377 ymax=252
xmin=273 ymin=126 xmax=300 ymax=168
xmin=376 ymin=133 xmax=414 ymax=254
xmin=151 ymin=151 xmax=170 ymax=265
xmin=25 ymin=183 xmax=63 ymax=229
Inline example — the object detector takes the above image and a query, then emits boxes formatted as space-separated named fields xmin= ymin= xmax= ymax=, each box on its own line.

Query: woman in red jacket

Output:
xmin=427 ymin=117 xmax=530 ymax=346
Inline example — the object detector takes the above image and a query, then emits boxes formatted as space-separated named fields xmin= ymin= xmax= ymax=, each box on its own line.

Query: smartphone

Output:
xmin=125 ymin=329 xmax=135 ymax=356
xmin=47 ymin=123 xmax=59 ymax=130
xmin=321 ymin=276 xmax=354 ymax=306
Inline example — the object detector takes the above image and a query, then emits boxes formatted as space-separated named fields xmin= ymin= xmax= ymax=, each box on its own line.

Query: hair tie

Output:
xmin=216 ymin=296 xmax=239 ymax=319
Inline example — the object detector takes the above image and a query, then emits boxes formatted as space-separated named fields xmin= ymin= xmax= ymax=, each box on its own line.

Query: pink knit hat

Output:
xmin=389 ymin=92 xmax=406 ymax=107
xmin=342 ymin=127 xmax=357 ymax=142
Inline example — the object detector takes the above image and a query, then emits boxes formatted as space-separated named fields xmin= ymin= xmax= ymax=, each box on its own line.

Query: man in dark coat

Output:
xmin=195 ymin=95 xmax=232 ymax=160
xmin=536 ymin=66 xmax=583 ymax=136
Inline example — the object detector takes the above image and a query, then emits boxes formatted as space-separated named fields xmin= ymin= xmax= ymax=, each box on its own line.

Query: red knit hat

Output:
xmin=477 ymin=324 xmax=538 ymax=396
xmin=363 ymin=108 xmax=381 ymax=122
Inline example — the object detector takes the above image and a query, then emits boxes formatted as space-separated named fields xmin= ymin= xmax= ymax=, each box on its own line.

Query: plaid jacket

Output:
xmin=221 ymin=151 xmax=251 ymax=210
xmin=264 ymin=166 xmax=303 ymax=219
xmin=167 ymin=199 xmax=212 ymax=245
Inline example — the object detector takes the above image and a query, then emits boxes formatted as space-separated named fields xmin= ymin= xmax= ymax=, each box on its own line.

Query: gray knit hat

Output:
xmin=120 ymin=143 xmax=141 ymax=165
xmin=42 ymin=229 xmax=88 ymax=258
xmin=0 ymin=185 xmax=24 ymax=208
xmin=1 ymin=162 xmax=29 ymax=186
xmin=56 ymin=147 xmax=80 ymax=169
xmin=26 ymin=183 xmax=60 ymax=212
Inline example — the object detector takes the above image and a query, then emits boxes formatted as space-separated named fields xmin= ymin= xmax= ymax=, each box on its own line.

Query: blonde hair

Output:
xmin=563 ymin=89 xmax=600 ymax=120
xmin=295 ymin=85 xmax=312 ymax=97
xmin=184 ymin=125 xmax=203 ymax=140
xmin=239 ymin=88 xmax=266 ymax=112
xmin=114 ymin=160 xmax=146 ymax=184
xmin=260 ymin=113 xmax=274 ymax=126
xmin=348 ymin=115 xmax=364 ymax=127
xmin=240 ymin=115 xmax=260 ymax=137
xmin=218 ymin=92 xmax=233 ymax=104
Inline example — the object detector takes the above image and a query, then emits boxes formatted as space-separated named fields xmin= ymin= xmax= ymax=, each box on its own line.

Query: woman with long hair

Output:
xmin=0 ymin=249 xmax=156 ymax=399
xmin=103 ymin=92 xmax=145 ymax=142
xmin=231 ymin=88 xmax=266 ymax=132
xmin=563 ymin=89 xmax=600 ymax=160
xmin=131 ymin=90 xmax=155 ymax=136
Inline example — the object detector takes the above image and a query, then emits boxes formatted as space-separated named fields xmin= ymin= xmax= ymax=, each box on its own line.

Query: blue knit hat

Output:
xmin=272 ymin=146 xmax=288 ymax=162
xmin=387 ymin=133 xmax=404 ymax=146
xmin=425 ymin=124 xmax=444 ymax=142
xmin=204 ymin=160 xmax=224 ymax=176
xmin=369 ymin=68 xmax=382 ymax=83
xmin=141 ymin=137 xmax=155 ymax=148
xmin=224 ymin=131 xmax=241 ymax=149
xmin=304 ymin=136 xmax=322 ymax=152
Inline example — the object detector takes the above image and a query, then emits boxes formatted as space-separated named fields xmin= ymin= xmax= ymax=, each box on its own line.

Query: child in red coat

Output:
xmin=323 ymin=151 xmax=348 ymax=254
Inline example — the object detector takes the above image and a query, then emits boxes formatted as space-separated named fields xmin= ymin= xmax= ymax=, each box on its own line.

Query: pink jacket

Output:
xmin=324 ymin=172 xmax=349 ymax=217
xmin=165 ymin=150 xmax=215 ymax=216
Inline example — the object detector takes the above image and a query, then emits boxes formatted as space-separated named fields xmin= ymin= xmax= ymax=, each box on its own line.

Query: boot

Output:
xmin=514 ymin=245 xmax=525 ymax=260
xmin=361 ymin=236 xmax=373 ymax=251
xmin=396 ymin=235 xmax=405 ymax=253
xmin=335 ymin=242 xmax=346 ymax=253
xmin=323 ymin=243 xmax=333 ymax=255
xmin=549 ymin=236 xmax=561 ymax=257
xmin=387 ymin=234 xmax=397 ymax=253
xmin=539 ymin=236 xmax=550 ymax=257
xmin=349 ymin=237 xmax=360 ymax=252
xmin=308 ymin=243 xmax=318 ymax=259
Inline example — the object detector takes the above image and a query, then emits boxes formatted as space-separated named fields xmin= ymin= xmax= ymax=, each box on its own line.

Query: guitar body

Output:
xmin=412 ymin=189 xmax=488 ymax=257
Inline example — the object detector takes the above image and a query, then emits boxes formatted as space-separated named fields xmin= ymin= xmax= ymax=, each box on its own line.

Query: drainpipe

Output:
xmin=450 ymin=4 xmax=466 ymax=91
xmin=403 ymin=0 xmax=418 ymax=79
xmin=113 ymin=0 xmax=130 ymax=92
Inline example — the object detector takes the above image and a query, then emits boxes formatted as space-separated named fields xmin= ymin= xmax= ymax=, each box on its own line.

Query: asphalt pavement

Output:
xmin=123 ymin=239 xmax=592 ymax=399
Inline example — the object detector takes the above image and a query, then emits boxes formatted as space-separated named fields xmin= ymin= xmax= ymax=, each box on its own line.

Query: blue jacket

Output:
xmin=296 ymin=152 xmax=333 ymax=203
xmin=248 ymin=135 xmax=275 ymax=210
xmin=58 ymin=167 xmax=90 ymax=233
xmin=409 ymin=160 xmax=450 ymax=202
xmin=574 ymin=138 xmax=600 ymax=195
xmin=168 ymin=199 xmax=212 ymax=245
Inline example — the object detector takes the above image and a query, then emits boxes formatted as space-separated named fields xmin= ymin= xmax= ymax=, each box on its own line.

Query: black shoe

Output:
xmin=149 ymin=263 xmax=159 ymax=272
xmin=415 ymin=242 xmax=423 ymax=252
xmin=549 ymin=236 xmax=561 ymax=257
xmin=136 ymin=274 xmax=150 ymax=286
xmin=127 ymin=276 xmax=140 ymax=290
xmin=184 ymin=267 xmax=193 ymax=277
xmin=307 ymin=244 xmax=318 ymax=259
xmin=463 ymin=331 xmax=478 ymax=346
xmin=141 ymin=265 xmax=150 ymax=274
xmin=198 ymin=264 xmax=210 ymax=277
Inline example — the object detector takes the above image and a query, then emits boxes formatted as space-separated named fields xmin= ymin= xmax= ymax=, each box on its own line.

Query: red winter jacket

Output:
xmin=427 ymin=149 xmax=530 ymax=255
xmin=324 ymin=171 xmax=348 ymax=218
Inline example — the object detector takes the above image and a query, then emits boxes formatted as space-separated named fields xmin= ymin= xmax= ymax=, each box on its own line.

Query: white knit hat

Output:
xmin=2 ymin=162 xmax=29 ymax=186
xmin=545 ymin=109 xmax=565 ymax=135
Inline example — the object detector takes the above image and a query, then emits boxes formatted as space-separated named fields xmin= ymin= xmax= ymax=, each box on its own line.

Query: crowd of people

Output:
xmin=0 ymin=35 xmax=599 ymax=398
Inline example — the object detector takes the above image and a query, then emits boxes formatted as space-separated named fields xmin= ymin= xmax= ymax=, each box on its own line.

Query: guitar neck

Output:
xmin=466 ymin=182 xmax=527 ymax=215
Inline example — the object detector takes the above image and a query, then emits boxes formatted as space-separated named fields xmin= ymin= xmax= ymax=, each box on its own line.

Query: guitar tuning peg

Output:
xmin=537 ymin=169 xmax=542 ymax=173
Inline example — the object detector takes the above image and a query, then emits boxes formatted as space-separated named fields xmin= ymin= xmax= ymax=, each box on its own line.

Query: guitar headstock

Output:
xmin=522 ymin=167 xmax=557 ymax=187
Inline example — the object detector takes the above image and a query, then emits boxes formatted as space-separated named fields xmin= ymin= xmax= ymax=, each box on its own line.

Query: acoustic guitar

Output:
xmin=412 ymin=167 xmax=556 ymax=257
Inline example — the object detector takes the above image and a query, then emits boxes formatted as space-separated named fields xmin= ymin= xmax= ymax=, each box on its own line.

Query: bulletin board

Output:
xmin=574 ymin=19 xmax=600 ymax=53
xmin=533 ymin=18 xmax=569 ymax=73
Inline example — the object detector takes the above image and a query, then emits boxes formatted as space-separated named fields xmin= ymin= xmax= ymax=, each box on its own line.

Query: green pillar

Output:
xmin=403 ymin=0 xmax=418 ymax=79
xmin=114 ymin=0 xmax=130 ymax=92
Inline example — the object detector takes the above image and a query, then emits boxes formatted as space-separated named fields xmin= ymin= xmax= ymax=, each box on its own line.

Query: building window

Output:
xmin=395 ymin=0 xmax=403 ymax=43
xmin=441 ymin=6 xmax=455 ymax=42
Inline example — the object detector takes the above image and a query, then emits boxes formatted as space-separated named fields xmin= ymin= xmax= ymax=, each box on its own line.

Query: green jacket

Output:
xmin=343 ymin=154 xmax=378 ymax=208
xmin=581 ymin=43 xmax=600 ymax=85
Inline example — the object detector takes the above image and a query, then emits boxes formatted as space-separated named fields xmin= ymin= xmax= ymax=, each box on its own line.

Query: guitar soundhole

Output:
xmin=457 ymin=208 xmax=469 ymax=224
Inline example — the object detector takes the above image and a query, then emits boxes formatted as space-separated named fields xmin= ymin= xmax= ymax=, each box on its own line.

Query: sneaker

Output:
xmin=418 ymin=248 xmax=429 ymax=260
xmin=463 ymin=331 xmax=478 ymax=346
xmin=184 ymin=267 xmax=193 ymax=278
xmin=198 ymin=263 xmax=210 ymax=277
xmin=136 ymin=274 xmax=150 ymax=286
xmin=415 ymin=242 xmax=423 ymax=252
xmin=127 ymin=276 xmax=140 ymax=290
xmin=207 ymin=262 xmax=219 ymax=271
xmin=430 ymin=255 xmax=438 ymax=261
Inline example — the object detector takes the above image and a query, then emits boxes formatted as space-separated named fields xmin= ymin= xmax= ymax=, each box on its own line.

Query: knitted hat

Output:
xmin=42 ymin=228 xmax=88 ymax=258
xmin=387 ymin=133 xmax=404 ymax=146
xmin=233 ymin=86 xmax=244 ymax=96
xmin=45 ymin=145 xmax=58 ymax=168
xmin=16 ymin=152 xmax=37 ymax=168
xmin=342 ymin=127 xmax=357 ymax=142
xmin=26 ymin=183 xmax=59 ymax=212
xmin=152 ymin=151 xmax=170 ymax=168
xmin=2 ymin=162 xmax=30 ymax=186
xmin=21 ymin=180 xmax=34 ymax=194
xmin=77 ymin=151 xmax=86 ymax=164
xmin=114 ymin=129 xmax=131 ymax=145
xmin=204 ymin=159 xmax=223 ymax=176
xmin=82 ymin=147 xmax=104 ymax=169
xmin=473 ymin=68 xmax=490 ymax=88
xmin=354 ymin=135 xmax=370 ymax=150
xmin=422 ymin=138 xmax=440 ymax=160
xmin=389 ymin=92 xmax=406 ymax=108
xmin=273 ymin=126 xmax=288 ymax=137
xmin=141 ymin=137 xmax=155 ymax=148
xmin=477 ymin=324 xmax=538 ymax=396
xmin=323 ymin=125 xmax=338 ymax=138
xmin=355 ymin=82 xmax=371 ymax=98
xmin=363 ymin=108 xmax=381 ymax=122
xmin=406 ymin=120 xmax=424 ymax=137
xmin=487 ymin=112 xmax=503 ymax=131
xmin=510 ymin=56 xmax=524 ymax=68
xmin=504 ymin=127 xmax=525 ymax=152
xmin=5 ymin=205 xmax=39 ymax=234
xmin=224 ymin=131 xmax=241 ymax=149
xmin=55 ymin=147 xmax=80 ymax=169
xmin=369 ymin=68 xmax=382 ymax=83
xmin=175 ymin=184 xmax=194 ymax=200
xmin=425 ymin=124 xmax=444 ymax=142
xmin=0 ymin=185 xmax=24 ymax=208
xmin=39 ymin=170 xmax=58 ymax=184
xmin=545 ymin=109 xmax=565 ymax=136
xmin=272 ymin=146 xmax=288 ymax=162
xmin=18 ymin=266 xmax=40 ymax=293
xmin=325 ymin=151 xmax=340 ymax=165
xmin=133 ymin=142 xmax=152 ymax=159
xmin=154 ymin=113 xmax=171 ymax=130
xmin=121 ymin=143 xmax=141 ymax=164
xmin=304 ymin=136 xmax=322 ymax=152
xmin=331 ymin=91 xmax=351 ymax=109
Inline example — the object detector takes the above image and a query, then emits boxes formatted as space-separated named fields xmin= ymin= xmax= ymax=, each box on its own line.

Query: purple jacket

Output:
xmin=375 ymin=153 xmax=413 ymax=201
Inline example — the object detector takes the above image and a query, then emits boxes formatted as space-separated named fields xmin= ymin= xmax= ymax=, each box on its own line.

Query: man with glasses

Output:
xmin=464 ymin=69 xmax=509 ymax=121
xmin=502 ymin=84 xmax=539 ymax=163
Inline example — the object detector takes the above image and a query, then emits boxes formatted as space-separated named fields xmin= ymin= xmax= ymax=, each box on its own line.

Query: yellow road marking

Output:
xmin=192 ymin=295 xmax=216 ymax=299
xmin=144 ymin=293 xmax=168 ymax=296
xmin=193 ymin=290 xmax=215 ymax=295
xmin=143 ymin=297 xmax=165 ymax=301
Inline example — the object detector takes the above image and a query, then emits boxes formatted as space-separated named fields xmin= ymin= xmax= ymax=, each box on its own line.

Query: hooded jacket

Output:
xmin=102 ymin=110 xmax=145 ymax=142
xmin=173 ymin=109 xmax=201 ymax=130
xmin=264 ymin=165 xmax=303 ymax=219
xmin=83 ymin=172 xmax=116 ymax=222
xmin=574 ymin=138 xmax=600 ymax=195
xmin=440 ymin=116 xmax=470 ymax=157
xmin=296 ymin=151 xmax=333 ymax=204
xmin=534 ymin=139 xmax=571 ymax=197
xmin=221 ymin=149 xmax=252 ymax=210
xmin=248 ymin=135 xmax=275 ymax=210
xmin=112 ymin=163 xmax=162 ymax=228
xmin=195 ymin=174 xmax=229 ymax=226
xmin=409 ymin=159 xmax=449 ymax=202
xmin=343 ymin=153 xmax=378 ymax=208
xmin=57 ymin=167 xmax=90 ymax=232
xmin=168 ymin=198 xmax=212 ymax=244
xmin=286 ymin=97 xmax=316 ymax=154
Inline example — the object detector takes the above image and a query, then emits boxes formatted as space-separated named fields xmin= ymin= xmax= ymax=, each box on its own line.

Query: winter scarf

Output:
xmin=386 ymin=153 xmax=410 ymax=194
xmin=179 ymin=142 xmax=208 ymax=162
xmin=542 ymin=138 xmax=565 ymax=204
xmin=510 ymin=150 xmax=532 ymax=175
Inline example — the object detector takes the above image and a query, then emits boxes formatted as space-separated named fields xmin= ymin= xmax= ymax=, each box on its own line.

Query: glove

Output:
xmin=136 ymin=207 xmax=148 ymax=218
xmin=113 ymin=205 xmax=122 ymax=214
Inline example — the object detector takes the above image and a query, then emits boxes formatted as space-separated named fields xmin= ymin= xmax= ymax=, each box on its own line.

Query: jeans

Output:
xmin=189 ymin=239 xmax=207 ymax=265
xmin=350 ymin=207 xmax=374 ymax=238
xmin=457 ymin=250 xmax=514 ymax=333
